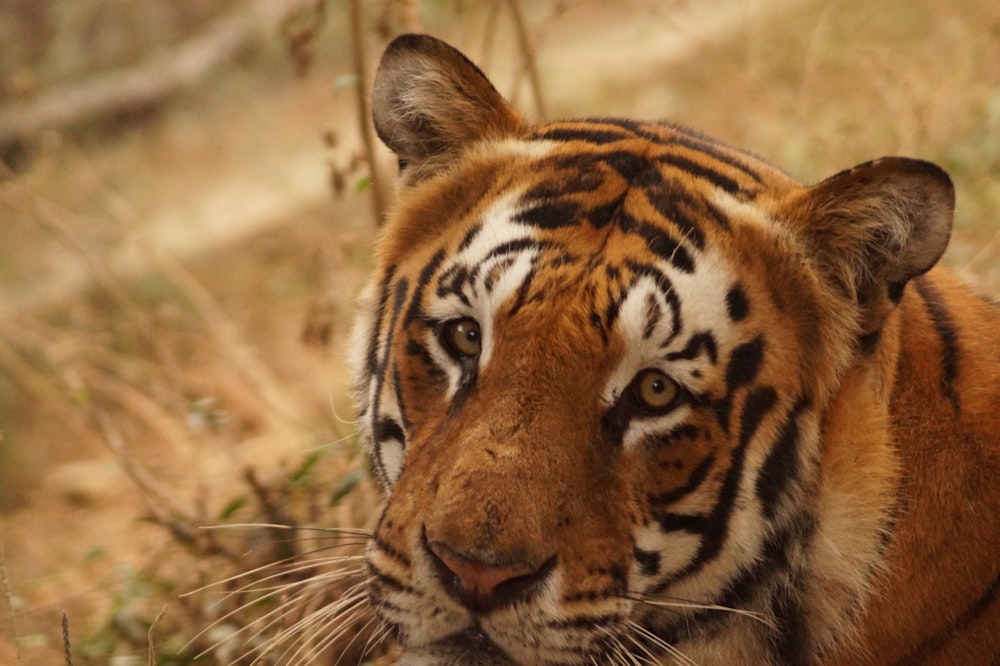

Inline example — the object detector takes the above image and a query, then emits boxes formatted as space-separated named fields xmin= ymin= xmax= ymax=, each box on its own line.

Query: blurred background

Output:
xmin=1 ymin=0 xmax=998 ymax=663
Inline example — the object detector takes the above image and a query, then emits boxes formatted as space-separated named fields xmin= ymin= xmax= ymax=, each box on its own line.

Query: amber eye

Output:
xmin=633 ymin=369 xmax=680 ymax=412
xmin=441 ymin=317 xmax=482 ymax=359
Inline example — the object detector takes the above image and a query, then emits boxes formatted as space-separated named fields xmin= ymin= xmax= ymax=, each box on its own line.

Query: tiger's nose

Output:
xmin=425 ymin=538 xmax=556 ymax=613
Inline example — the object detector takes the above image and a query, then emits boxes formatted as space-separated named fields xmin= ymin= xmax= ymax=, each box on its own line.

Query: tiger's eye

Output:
xmin=635 ymin=369 xmax=680 ymax=411
xmin=443 ymin=318 xmax=482 ymax=359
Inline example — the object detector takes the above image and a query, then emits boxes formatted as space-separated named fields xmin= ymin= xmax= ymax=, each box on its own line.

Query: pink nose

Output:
xmin=426 ymin=540 xmax=549 ymax=612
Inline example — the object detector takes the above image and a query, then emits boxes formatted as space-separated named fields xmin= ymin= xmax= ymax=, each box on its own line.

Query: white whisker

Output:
xmin=631 ymin=595 xmax=776 ymax=631
xmin=627 ymin=621 xmax=700 ymax=666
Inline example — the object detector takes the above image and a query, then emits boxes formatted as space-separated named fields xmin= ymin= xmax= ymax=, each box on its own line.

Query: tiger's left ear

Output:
xmin=787 ymin=157 xmax=954 ymax=325
xmin=372 ymin=34 xmax=523 ymax=182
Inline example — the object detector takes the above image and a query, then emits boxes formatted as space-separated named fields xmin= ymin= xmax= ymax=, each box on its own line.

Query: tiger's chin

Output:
xmin=397 ymin=629 xmax=517 ymax=666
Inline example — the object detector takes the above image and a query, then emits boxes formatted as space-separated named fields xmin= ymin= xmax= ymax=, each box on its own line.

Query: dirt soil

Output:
xmin=1 ymin=0 xmax=998 ymax=664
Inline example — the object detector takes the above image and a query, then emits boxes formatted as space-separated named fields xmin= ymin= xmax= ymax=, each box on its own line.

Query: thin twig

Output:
xmin=349 ymin=0 xmax=389 ymax=226
xmin=148 ymin=606 xmax=166 ymax=666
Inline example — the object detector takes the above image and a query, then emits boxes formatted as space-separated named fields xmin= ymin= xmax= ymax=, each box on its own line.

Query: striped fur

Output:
xmin=347 ymin=34 xmax=1000 ymax=665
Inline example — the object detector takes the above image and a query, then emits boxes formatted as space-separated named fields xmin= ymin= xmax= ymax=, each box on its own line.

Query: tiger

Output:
xmin=347 ymin=33 xmax=1000 ymax=665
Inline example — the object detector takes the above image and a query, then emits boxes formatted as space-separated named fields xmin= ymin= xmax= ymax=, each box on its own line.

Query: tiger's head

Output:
xmin=349 ymin=35 xmax=954 ymax=665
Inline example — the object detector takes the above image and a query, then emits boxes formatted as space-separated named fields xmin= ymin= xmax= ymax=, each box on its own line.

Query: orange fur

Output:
xmin=349 ymin=34 xmax=1000 ymax=665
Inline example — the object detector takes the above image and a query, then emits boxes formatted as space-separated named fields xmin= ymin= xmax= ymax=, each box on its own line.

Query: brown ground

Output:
xmin=1 ymin=1 xmax=998 ymax=663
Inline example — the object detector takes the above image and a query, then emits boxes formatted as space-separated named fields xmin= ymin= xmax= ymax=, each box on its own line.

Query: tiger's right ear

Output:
xmin=372 ymin=34 xmax=523 ymax=181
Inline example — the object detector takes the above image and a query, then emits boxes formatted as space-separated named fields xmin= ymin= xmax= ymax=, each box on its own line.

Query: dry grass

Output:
xmin=0 ymin=0 xmax=997 ymax=664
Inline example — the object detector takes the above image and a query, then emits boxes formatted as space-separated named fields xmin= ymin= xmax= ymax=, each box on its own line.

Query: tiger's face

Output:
xmin=350 ymin=35 xmax=953 ymax=665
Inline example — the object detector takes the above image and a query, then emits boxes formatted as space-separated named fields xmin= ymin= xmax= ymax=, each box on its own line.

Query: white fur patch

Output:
xmin=605 ymin=248 xmax=736 ymax=449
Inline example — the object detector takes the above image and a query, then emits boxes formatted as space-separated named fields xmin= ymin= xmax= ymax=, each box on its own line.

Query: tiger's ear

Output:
xmin=372 ymin=34 xmax=523 ymax=181
xmin=788 ymin=157 xmax=954 ymax=324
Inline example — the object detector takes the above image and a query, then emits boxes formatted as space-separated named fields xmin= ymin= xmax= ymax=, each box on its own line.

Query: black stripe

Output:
xmin=716 ymin=337 xmax=766 ymax=432
xmin=590 ymin=117 xmax=667 ymax=144
xmin=660 ymin=153 xmax=743 ymax=196
xmin=634 ymin=547 xmax=661 ymax=577
xmin=683 ymin=387 xmax=777 ymax=580
xmin=436 ymin=263 xmax=472 ymax=304
xmin=666 ymin=332 xmax=719 ymax=364
xmin=703 ymin=198 xmax=732 ymax=230
xmin=525 ymin=167 xmax=605 ymax=200
xmin=364 ymin=266 xmax=397 ymax=376
xmin=892 ymin=570 xmax=1000 ymax=665
xmin=726 ymin=285 xmax=750 ymax=322
xmin=914 ymin=276 xmax=961 ymax=411
xmin=374 ymin=417 xmax=405 ymax=446
xmin=650 ymin=386 xmax=779 ymax=594
xmin=371 ymin=531 xmax=413 ymax=569
xmin=659 ymin=509 xmax=816 ymax=648
xmin=620 ymin=259 xmax=682 ymax=344
xmin=770 ymin=578 xmax=811 ymax=666
xmin=405 ymin=338 xmax=446 ymax=383
xmin=648 ymin=453 xmax=716 ymax=507
xmin=391 ymin=362 xmax=409 ymax=431
xmin=739 ymin=387 xmax=778 ymax=447
xmin=514 ymin=199 xmax=582 ymax=228
xmin=666 ymin=127 xmax=766 ymax=186
xmin=727 ymin=338 xmax=766 ymax=387
xmin=369 ymin=564 xmax=412 ymax=595
xmin=637 ymin=173 xmax=707 ymax=250
xmin=404 ymin=250 xmax=446 ymax=324
xmin=620 ymin=215 xmax=694 ymax=273
xmin=457 ymin=222 xmax=483 ymax=251
xmin=857 ymin=327 xmax=882 ymax=355
xmin=756 ymin=397 xmax=810 ymax=520
xmin=535 ymin=126 xmax=633 ymax=144
xmin=642 ymin=293 xmax=663 ymax=339
xmin=507 ymin=258 xmax=539 ymax=317
xmin=371 ymin=278 xmax=409 ymax=485
xmin=655 ymin=512 xmax=710 ymax=534
xmin=586 ymin=193 xmax=626 ymax=229
xmin=602 ymin=150 xmax=650 ymax=181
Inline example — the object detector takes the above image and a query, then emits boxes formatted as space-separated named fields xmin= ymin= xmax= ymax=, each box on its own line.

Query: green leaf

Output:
xmin=333 ymin=73 xmax=360 ymax=93
xmin=355 ymin=175 xmax=373 ymax=193
xmin=290 ymin=451 xmax=322 ymax=486
xmin=218 ymin=495 xmax=248 ymax=520
xmin=330 ymin=469 xmax=363 ymax=506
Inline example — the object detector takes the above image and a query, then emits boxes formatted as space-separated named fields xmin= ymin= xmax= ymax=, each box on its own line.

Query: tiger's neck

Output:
xmin=815 ymin=270 xmax=1000 ymax=665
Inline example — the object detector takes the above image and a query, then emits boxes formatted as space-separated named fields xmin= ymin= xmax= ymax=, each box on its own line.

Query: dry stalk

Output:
xmin=503 ymin=0 xmax=548 ymax=120
xmin=84 ymin=368 xmax=197 ymax=458
xmin=146 ymin=248 xmax=302 ymax=427
xmin=0 ymin=167 xmax=187 ymax=409
xmin=91 ymin=407 xmax=197 ymax=525
xmin=0 ymin=327 xmax=60 ymax=403
xmin=0 ymin=517 xmax=23 ymax=665
xmin=62 ymin=611 xmax=72 ymax=666
xmin=147 ymin=605 xmax=166 ymax=666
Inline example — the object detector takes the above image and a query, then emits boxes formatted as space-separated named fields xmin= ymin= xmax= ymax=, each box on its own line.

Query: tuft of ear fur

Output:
xmin=372 ymin=34 xmax=523 ymax=181
xmin=787 ymin=157 xmax=954 ymax=327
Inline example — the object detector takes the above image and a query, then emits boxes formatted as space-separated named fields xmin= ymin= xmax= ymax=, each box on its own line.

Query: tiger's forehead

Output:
xmin=391 ymin=117 xmax=802 ymax=344
xmin=383 ymin=119 xmax=799 ymax=273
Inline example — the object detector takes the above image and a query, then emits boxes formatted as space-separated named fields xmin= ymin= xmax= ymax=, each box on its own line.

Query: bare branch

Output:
xmin=0 ymin=0 xmax=315 ymax=148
